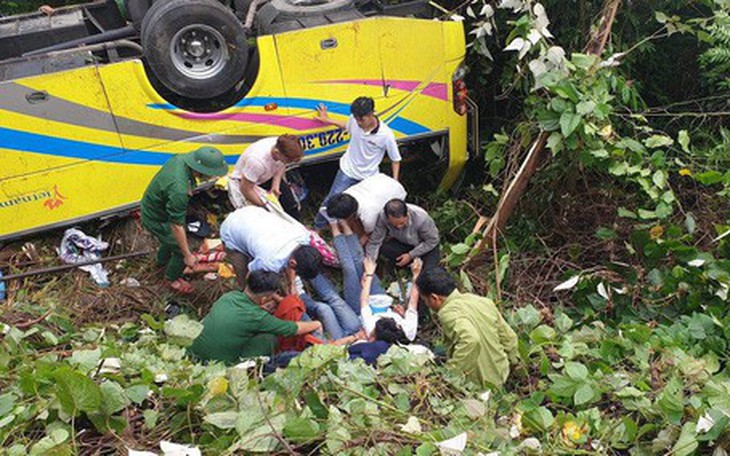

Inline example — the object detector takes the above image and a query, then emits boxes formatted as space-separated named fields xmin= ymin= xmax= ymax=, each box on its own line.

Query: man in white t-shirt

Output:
xmin=324 ymin=173 xmax=407 ymax=236
xmin=228 ymin=134 xmax=304 ymax=220
xmin=220 ymin=206 xmax=362 ymax=340
xmin=313 ymin=96 xmax=402 ymax=230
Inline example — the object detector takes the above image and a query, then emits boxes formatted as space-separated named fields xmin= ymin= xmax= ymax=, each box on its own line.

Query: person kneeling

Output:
xmin=416 ymin=267 xmax=518 ymax=388
xmin=189 ymin=270 xmax=322 ymax=365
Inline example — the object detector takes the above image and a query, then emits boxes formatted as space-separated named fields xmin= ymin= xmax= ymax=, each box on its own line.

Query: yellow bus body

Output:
xmin=0 ymin=17 xmax=466 ymax=241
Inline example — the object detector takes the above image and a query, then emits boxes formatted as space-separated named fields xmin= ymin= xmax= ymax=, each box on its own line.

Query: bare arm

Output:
xmin=240 ymin=178 xmax=265 ymax=207
xmin=406 ymin=259 xmax=422 ymax=312
xmin=391 ymin=161 xmax=401 ymax=181
xmin=270 ymin=167 xmax=285 ymax=197
xmin=295 ymin=320 xmax=323 ymax=335
xmin=171 ymin=223 xmax=196 ymax=267
xmin=360 ymin=257 xmax=377 ymax=312
xmin=314 ymin=103 xmax=348 ymax=129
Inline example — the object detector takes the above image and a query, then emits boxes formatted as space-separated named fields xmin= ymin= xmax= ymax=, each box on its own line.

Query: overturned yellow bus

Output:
xmin=0 ymin=0 xmax=472 ymax=241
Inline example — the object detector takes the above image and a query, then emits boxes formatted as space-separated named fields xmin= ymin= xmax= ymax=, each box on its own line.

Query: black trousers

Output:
xmin=380 ymin=239 xmax=440 ymax=271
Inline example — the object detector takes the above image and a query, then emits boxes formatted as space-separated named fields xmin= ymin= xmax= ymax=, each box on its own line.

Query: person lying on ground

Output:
xmin=227 ymin=134 xmax=304 ymax=220
xmin=330 ymin=220 xmax=422 ymax=365
xmin=313 ymin=96 xmax=402 ymax=230
xmin=220 ymin=206 xmax=362 ymax=340
xmin=140 ymin=147 xmax=228 ymax=294
xmin=415 ymin=267 xmax=518 ymax=388
xmin=189 ymin=270 xmax=322 ymax=365
xmin=325 ymin=173 xmax=406 ymax=240
xmin=365 ymin=198 xmax=441 ymax=271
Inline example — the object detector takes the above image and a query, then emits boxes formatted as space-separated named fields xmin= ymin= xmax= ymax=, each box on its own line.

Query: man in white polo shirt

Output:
xmin=313 ymin=96 xmax=402 ymax=230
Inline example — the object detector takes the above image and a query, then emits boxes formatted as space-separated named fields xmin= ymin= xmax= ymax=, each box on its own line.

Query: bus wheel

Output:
xmin=141 ymin=0 xmax=248 ymax=99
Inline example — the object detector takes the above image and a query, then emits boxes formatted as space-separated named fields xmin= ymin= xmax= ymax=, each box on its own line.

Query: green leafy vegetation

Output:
xmin=0 ymin=0 xmax=728 ymax=453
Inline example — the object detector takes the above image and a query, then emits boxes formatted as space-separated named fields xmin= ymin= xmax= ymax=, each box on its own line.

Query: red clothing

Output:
xmin=273 ymin=295 xmax=323 ymax=352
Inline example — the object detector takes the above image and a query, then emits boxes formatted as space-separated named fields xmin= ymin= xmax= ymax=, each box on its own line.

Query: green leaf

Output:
xmin=576 ymin=100 xmax=596 ymax=115
xmin=608 ymin=161 xmax=629 ymax=176
xmin=555 ymin=312 xmax=574 ymax=332
xmin=554 ymin=81 xmax=581 ymax=103
xmin=416 ymin=442 xmax=437 ymax=456
xmin=69 ymin=348 xmax=101 ymax=373
xmin=565 ymin=362 xmax=588 ymax=380
xmin=100 ymin=381 xmax=129 ymax=415
xmin=573 ymin=383 xmax=595 ymax=405
xmin=695 ymin=171 xmax=724 ymax=185
xmin=164 ymin=315 xmax=204 ymax=346
xmin=240 ymin=414 xmax=285 ymax=452
xmin=685 ymin=213 xmax=696 ymax=236
xmin=652 ymin=170 xmax=667 ymax=188
xmin=571 ymin=53 xmax=598 ymax=70
xmin=0 ymin=393 xmax=16 ymax=417
xmin=29 ymin=429 xmax=70 ymax=456
xmin=516 ymin=305 xmax=541 ymax=329
xmin=546 ymin=131 xmax=563 ymax=153
xmin=643 ymin=135 xmax=674 ymax=149
xmin=678 ymin=130 xmax=690 ymax=152
xmin=617 ymin=207 xmax=637 ymax=219
xmin=672 ymin=422 xmax=698 ymax=456
xmin=655 ymin=11 xmax=669 ymax=23
xmin=125 ymin=385 xmax=150 ymax=405
xmin=205 ymin=411 xmax=238 ymax=430
xmin=450 ymin=243 xmax=470 ymax=255
xmin=530 ymin=325 xmax=556 ymax=344
xmin=522 ymin=406 xmax=554 ymax=432
xmin=462 ymin=398 xmax=487 ymax=419
xmin=303 ymin=389 xmax=329 ymax=419
xmin=284 ymin=416 xmax=320 ymax=440
xmin=595 ymin=227 xmax=617 ymax=240
xmin=560 ymin=112 xmax=582 ymax=137
xmin=54 ymin=367 xmax=102 ymax=416
xmin=143 ymin=410 xmax=159 ymax=429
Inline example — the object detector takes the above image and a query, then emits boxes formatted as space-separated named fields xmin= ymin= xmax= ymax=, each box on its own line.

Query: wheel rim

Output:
xmin=170 ymin=24 xmax=229 ymax=80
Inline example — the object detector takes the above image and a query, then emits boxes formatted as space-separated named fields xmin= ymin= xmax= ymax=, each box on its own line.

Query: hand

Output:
xmin=285 ymin=266 xmax=297 ymax=284
xmin=392 ymin=304 xmax=405 ymax=317
xmin=396 ymin=253 xmax=412 ymax=267
xmin=410 ymin=258 xmax=423 ymax=276
xmin=363 ymin=256 xmax=377 ymax=276
xmin=183 ymin=253 xmax=198 ymax=268
xmin=314 ymin=103 xmax=329 ymax=123
xmin=269 ymin=187 xmax=282 ymax=197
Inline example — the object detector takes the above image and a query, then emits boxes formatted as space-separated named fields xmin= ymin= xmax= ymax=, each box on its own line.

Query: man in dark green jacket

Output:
xmin=141 ymin=147 xmax=228 ymax=293
xmin=189 ymin=270 xmax=322 ymax=365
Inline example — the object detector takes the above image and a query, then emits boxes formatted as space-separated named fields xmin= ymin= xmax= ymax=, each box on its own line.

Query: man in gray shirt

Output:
xmin=365 ymin=199 xmax=440 ymax=271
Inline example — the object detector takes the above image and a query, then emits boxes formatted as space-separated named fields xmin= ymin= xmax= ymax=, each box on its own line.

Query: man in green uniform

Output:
xmin=141 ymin=147 xmax=228 ymax=294
xmin=416 ymin=267 xmax=518 ymax=388
xmin=189 ymin=270 xmax=323 ymax=365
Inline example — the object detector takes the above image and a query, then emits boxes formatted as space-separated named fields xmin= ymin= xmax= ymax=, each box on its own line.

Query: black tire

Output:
xmin=141 ymin=0 xmax=248 ymax=99
xmin=269 ymin=0 xmax=354 ymax=18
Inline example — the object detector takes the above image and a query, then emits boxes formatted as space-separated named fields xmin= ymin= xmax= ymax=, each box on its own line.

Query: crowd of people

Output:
xmin=140 ymin=96 xmax=518 ymax=388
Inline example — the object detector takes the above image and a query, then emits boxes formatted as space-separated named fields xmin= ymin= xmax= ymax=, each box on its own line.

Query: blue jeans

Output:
xmin=302 ymin=273 xmax=361 ymax=339
xmin=313 ymin=169 xmax=361 ymax=229
xmin=333 ymin=234 xmax=386 ymax=314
